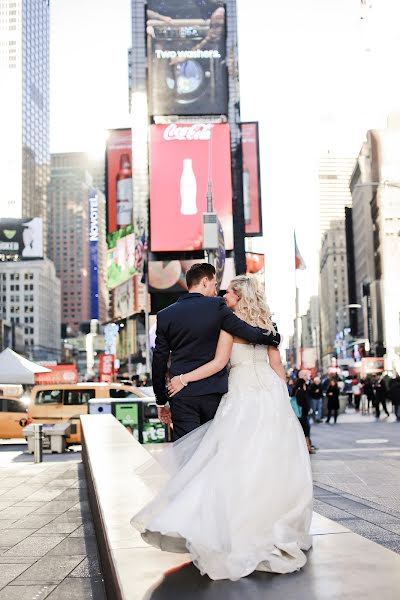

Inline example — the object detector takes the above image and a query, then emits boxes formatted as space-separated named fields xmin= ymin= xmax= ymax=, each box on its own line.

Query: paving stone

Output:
xmin=0 ymin=584 xmax=57 ymax=599
xmin=0 ymin=521 xmax=20 ymax=531
xmin=0 ymin=557 xmax=35 ymax=564
xmin=45 ymin=577 xmax=105 ymax=600
xmin=47 ymin=536 xmax=98 ymax=557
xmin=4 ymin=535 xmax=65 ymax=557
xmin=32 ymin=521 xmax=81 ymax=535
xmin=11 ymin=514 xmax=56 ymax=530
xmin=34 ymin=500 xmax=79 ymax=515
xmin=0 ymin=486 xmax=43 ymax=500
xmin=50 ymin=489 xmax=83 ymax=502
xmin=48 ymin=513 xmax=84 ymax=525
xmin=10 ymin=555 xmax=85 ymax=585
xmin=0 ymin=564 xmax=32 ymax=590
xmin=67 ymin=500 xmax=91 ymax=514
xmin=350 ymin=508 xmax=400 ymax=525
xmin=46 ymin=480 xmax=76 ymax=488
xmin=22 ymin=489 xmax=66 ymax=503
xmin=0 ymin=506 xmax=39 ymax=520
xmin=0 ymin=529 xmax=36 ymax=548
xmin=0 ymin=479 xmax=27 ymax=489
xmin=69 ymin=555 xmax=102 ymax=578
xmin=69 ymin=522 xmax=95 ymax=537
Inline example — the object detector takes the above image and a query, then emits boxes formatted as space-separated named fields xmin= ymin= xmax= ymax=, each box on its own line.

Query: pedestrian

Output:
xmin=309 ymin=376 xmax=323 ymax=422
xmin=352 ymin=377 xmax=362 ymax=411
xmin=326 ymin=379 xmax=340 ymax=424
xmin=363 ymin=377 xmax=375 ymax=412
xmin=373 ymin=375 xmax=390 ymax=419
xmin=294 ymin=378 xmax=315 ymax=454
xmin=389 ymin=376 xmax=400 ymax=421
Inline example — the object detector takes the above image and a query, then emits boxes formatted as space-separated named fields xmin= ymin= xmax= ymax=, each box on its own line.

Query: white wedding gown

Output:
xmin=131 ymin=343 xmax=313 ymax=581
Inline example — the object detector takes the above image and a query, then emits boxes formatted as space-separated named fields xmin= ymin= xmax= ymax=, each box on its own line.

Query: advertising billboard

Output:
xmin=88 ymin=190 xmax=99 ymax=320
xmin=35 ymin=365 xmax=79 ymax=385
xmin=107 ymin=225 xmax=137 ymax=290
xmin=113 ymin=278 xmax=135 ymax=321
xmin=148 ymin=256 xmax=235 ymax=293
xmin=0 ymin=218 xmax=43 ymax=260
xmin=147 ymin=1 xmax=227 ymax=116
xmin=241 ymin=122 xmax=262 ymax=236
xmin=106 ymin=129 xmax=132 ymax=234
xmin=149 ymin=123 xmax=233 ymax=251
xmin=99 ymin=353 xmax=115 ymax=383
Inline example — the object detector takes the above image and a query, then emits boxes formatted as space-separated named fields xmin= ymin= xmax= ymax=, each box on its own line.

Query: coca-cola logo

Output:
xmin=163 ymin=124 xmax=214 ymax=142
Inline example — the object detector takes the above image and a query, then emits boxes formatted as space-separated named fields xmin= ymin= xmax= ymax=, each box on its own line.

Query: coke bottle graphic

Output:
xmin=116 ymin=153 xmax=133 ymax=227
xmin=243 ymin=168 xmax=251 ymax=225
xmin=180 ymin=158 xmax=197 ymax=215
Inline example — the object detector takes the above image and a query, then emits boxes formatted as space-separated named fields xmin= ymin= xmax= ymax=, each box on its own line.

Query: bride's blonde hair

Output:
xmin=229 ymin=275 xmax=276 ymax=333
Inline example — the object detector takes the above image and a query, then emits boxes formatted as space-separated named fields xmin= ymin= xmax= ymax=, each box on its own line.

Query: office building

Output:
xmin=0 ymin=0 xmax=50 ymax=236
xmin=48 ymin=153 xmax=108 ymax=337
xmin=0 ymin=259 xmax=61 ymax=360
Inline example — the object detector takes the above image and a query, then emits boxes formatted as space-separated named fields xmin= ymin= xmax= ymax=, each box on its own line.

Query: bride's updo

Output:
xmin=229 ymin=275 xmax=276 ymax=334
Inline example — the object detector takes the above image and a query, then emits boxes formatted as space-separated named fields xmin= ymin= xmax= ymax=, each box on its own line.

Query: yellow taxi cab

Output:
xmin=28 ymin=382 xmax=147 ymax=444
xmin=0 ymin=397 xmax=29 ymax=440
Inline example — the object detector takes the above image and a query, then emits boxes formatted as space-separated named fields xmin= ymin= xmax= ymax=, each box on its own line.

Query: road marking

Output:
xmin=315 ymin=446 xmax=400 ymax=453
xmin=356 ymin=438 xmax=389 ymax=444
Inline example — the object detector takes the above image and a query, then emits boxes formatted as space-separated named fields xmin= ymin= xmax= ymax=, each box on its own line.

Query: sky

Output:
xmin=50 ymin=0 xmax=400 ymax=344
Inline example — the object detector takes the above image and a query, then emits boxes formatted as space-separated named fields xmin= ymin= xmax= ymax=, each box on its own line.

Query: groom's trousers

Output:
xmin=169 ymin=393 xmax=222 ymax=441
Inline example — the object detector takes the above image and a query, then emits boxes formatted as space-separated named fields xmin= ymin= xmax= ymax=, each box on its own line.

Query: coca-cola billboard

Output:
xmin=146 ymin=0 xmax=227 ymax=116
xmin=149 ymin=123 xmax=233 ymax=252
xmin=106 ymin=129 xmax=132 ymax=234
xmin=241 ymin=122 xmax=263 ymax=237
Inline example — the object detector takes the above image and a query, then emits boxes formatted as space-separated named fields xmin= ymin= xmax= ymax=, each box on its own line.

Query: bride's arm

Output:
xmin=267 ymin=347 xmax=286 ymax=382
xmin=167 ymin=331 xmax=233 ymax=396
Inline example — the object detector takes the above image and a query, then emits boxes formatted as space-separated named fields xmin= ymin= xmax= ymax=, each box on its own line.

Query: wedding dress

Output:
xmin=131 ymin=343 xmax=313 ymax=581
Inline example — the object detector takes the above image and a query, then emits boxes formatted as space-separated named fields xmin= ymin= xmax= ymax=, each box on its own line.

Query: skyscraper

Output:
xmin=318 ymin=156 xmax=355 ymax=238
xmin=48 ymin=153 xmax=108 ymax=337
xmin=0 ymin=0 xmax=50 ymax=229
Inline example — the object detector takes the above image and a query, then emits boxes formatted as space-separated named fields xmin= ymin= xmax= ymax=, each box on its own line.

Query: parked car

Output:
xmin=27 ymin=382 xmax=148 ymax=444
xmin=0 ymin=397 xmax=29 ymax=440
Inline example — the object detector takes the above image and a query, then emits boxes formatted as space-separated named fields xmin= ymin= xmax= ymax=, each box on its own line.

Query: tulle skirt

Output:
xmin=131 ymin=360 xmax=313 ymax=581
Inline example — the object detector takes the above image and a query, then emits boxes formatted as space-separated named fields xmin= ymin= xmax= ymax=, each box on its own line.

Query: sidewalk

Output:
xmin=0 ymin=444 xmax=105 ymax=599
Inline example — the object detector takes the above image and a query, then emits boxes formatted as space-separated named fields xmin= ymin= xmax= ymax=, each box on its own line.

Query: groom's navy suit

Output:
xmin=152 ymin=292 xmax=281 ymax=440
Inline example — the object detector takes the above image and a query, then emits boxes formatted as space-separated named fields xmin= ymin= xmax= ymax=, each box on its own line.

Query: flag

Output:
xmin=294 ymin=232 xmax=306 ymax=270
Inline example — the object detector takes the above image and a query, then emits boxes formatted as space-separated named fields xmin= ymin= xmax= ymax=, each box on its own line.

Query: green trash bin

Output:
xmin=113 ymin=401 xmax=140 ymax=441
xmin=141 ymin=400 xmax=170 ymax=444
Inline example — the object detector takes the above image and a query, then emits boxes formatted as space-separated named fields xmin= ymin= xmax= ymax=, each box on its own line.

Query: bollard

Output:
xmin=33 ymin=424 xmax=43 ymax=464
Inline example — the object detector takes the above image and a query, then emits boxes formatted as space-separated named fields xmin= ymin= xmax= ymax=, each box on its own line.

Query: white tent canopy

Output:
xmin=0 ymin=348 xmax=51 ymax=385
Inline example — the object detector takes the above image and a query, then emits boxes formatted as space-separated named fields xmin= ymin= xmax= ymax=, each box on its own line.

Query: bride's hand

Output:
xmin=167 ymin=376 xmax=185 ymax=397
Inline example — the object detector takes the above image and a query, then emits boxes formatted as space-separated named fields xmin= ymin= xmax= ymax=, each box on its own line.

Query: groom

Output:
xmin=152 ymin=263 xmax=281 ymax=440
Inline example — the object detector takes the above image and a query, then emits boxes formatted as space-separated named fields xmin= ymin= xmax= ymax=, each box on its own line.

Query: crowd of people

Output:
xmin=287 ymin=371 xmax=400 ymax=454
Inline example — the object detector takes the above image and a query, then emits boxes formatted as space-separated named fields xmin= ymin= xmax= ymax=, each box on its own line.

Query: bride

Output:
xmin=131 ymin=275 xmax=313 ymax=581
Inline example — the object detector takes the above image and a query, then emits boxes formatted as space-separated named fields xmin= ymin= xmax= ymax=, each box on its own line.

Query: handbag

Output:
xmin=290 ymin=396 xmax=302 ymax=418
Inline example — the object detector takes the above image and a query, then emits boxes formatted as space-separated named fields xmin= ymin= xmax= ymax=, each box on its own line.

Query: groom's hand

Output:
xmin=157 ymin=405 xmax=172 ymax=425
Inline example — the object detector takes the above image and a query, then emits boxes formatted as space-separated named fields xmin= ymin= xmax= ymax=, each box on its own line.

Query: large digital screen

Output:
xmin=106 ymin=129 xmax=132 ymax=234
xmin=147 ymin=0 xmax=227 ymax=116
xmin=149 ymin=123 xmax=233 ymax=251
xmin=148 ymin=256 xmax=235 ymax=293
xmin=0 ymin=218 xmax=43 ymax=260
xmin=241 ymin=122 xmax=262 ymax=236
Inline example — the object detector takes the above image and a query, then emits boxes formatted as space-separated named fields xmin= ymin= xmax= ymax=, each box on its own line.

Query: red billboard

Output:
xmin=149 ymin=123 xmax=233 ymax=252
xmin=35 ymin=365 xmax=79 ymax=385
xmin=241 ymin=122 xmax=262 ymax=236
xmin=106 ymin=129 xmax=132 ymax=234
xmin=99 ymin=353 xmax=115 ymax=383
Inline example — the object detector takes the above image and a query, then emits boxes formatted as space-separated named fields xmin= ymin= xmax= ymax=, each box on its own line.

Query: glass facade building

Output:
xmin=0 ymin=0 xmax=49 ymax=233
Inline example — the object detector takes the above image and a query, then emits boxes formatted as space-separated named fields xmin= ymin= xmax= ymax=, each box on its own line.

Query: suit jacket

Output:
xmin=152 ymin=292 xmax=281 ymax=405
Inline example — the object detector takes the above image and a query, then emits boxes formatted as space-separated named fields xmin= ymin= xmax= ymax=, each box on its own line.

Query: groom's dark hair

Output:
xmin=186 ymin=263 xmax=216 ymax=289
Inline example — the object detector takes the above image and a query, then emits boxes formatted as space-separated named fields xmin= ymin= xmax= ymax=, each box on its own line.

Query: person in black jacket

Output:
xmin=390 ymin=376 xmax=400 ymax=421
xmin=374 ymin=375 xmax=390 ymax=419
xmin=152 ymin=263 xmax=281 ymax=440
xmin=326 ymin=379 xmax=339 ymax=424
xmin=294 ymin=378 xmax=313 ymax=453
